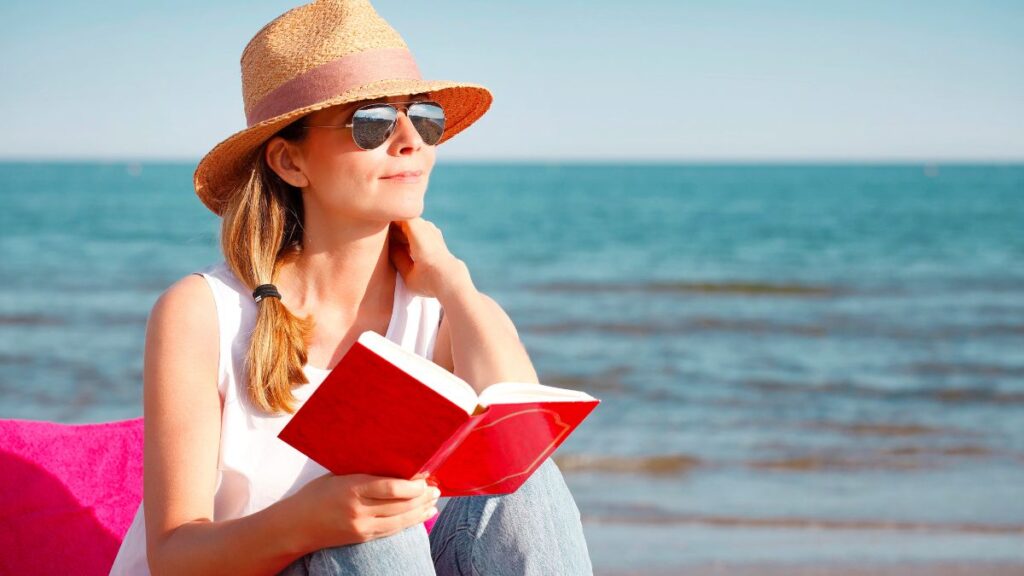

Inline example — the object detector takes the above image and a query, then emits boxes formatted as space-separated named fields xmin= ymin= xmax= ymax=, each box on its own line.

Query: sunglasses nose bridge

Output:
xmin=388 ymin=105 xmax=423 ymax=145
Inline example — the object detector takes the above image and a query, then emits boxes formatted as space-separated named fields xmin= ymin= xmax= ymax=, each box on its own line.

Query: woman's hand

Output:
xmin=388 ymin=217 xmax=473 ymax=300
xmin=288 ymin=471 xmax=441 ymax=551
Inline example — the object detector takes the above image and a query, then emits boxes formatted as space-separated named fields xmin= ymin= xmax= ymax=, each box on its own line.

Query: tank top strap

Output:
xmin=192 ymin=261 xmax=252 ymax=400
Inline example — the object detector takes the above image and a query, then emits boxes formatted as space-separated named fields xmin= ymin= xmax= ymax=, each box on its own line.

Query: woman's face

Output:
xmin=268 ymin=92 xmax=437 ymax=226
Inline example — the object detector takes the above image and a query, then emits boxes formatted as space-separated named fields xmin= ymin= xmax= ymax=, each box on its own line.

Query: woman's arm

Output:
xmin=435 ymin=268 xmax=540 ymax=394
xmin=390 ymin=217 xmax=538 ymax=393
xmin=142 ymin=275 xmax=308 ymax=576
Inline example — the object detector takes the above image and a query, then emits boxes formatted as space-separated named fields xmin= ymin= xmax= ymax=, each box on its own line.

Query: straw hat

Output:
xmin=193 ymin=0 xmax=493 ymax=216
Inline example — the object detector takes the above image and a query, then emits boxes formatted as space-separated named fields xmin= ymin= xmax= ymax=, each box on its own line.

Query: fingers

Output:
xmin=376 ymin=498 xmax=440 ymax=536
xmin=389 ymin=221 xmax=409 ymax=245
xmin=388 ymin=241 xmax=414 ymax=274
xmin=364 ymin=485 xmax=439 ymax=518
xmin=395 ymin=219 xmax=421 ymax=252
xmin=392 ymin=218 xmax=442 ymax=254
xmin=358 ymin=476 xmax=429 ymax=500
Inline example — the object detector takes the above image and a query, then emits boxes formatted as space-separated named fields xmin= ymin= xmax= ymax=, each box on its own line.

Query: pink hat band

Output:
xmin=245 ymin=47 xmax=423 ymax=127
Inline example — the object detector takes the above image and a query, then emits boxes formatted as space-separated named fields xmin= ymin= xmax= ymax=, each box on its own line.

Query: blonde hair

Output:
xmin=219 ymin=120 xmax=315 ymax=415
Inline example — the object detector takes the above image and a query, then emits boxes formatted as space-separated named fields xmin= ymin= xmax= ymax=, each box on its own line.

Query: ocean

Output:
xmin=1 ymin=161 xmax=1022 ymax=571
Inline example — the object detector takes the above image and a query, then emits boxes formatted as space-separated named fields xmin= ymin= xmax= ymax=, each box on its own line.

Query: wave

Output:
xmin=528 ymin=280 xmax=842 ymax=297
xmin=0 ymin=311 xmax=148 ymax=328
xmin=904 ymin=361 xmax=1024 ymax=379
xmin=882 ymin=445 xmax=992 ymax=457
xmin=0 ymin=352 xmax=34 ymax=366
xmin=556 ymin=442 xmax=1001 ymax=476
xmin=525 ymin=318 xmax=828 ymax=337
xmin=553 ymin=453 xmax=703 ymax=475
xmin=741 ymin=378 xmax=1024 ymax=406
xmin=747 ymin=454 xmax=934 ymax=472
xmin=93 ymin=312 xmax=148 ymax=326
xmin=522 ymin=315 xmax=1024 ymax=341
xmin=542 ymin=366 xmax=632 ymax=392
xmin=800 ymin=421 xmax=949 ymax=437
xmin=583 ymin=507 xmax=1024 ymax=535
xmin=0 ymin=313 xmax=66 ymax=327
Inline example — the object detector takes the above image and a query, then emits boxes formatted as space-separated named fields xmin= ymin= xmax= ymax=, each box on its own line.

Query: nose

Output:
xmin=387 ymin=108 xmax=423 ymax=155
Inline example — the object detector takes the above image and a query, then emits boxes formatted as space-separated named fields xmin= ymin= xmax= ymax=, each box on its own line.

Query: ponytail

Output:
xmin=219 ymin=122 xmax=315 ymax=414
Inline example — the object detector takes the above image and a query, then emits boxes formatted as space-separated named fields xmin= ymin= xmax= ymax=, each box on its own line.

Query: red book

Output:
xmin=278 ymin=330 xmax=601 ymax=497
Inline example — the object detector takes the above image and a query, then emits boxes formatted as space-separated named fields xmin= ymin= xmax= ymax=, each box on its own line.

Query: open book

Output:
xmin=278 ymin=330 xmax=601 ymax=496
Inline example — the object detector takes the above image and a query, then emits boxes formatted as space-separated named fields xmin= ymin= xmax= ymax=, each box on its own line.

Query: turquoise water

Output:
xmin=1 ymin=161 xmax=1023 ymax=569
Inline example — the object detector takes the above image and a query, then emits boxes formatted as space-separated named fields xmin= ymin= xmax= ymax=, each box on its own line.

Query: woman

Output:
xmin=108 ymin=0 xmax=593 ymax=574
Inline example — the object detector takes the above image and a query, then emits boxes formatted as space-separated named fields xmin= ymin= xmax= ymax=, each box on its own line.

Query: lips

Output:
xmin=381 ymin=170 xmax=423 ymax=179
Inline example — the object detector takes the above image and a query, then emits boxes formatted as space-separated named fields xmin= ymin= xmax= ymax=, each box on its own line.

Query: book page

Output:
xmin=478 ymin=382 xmax=597 ymax=406
xmin=357 ymin=330 xmax=479 ymax=414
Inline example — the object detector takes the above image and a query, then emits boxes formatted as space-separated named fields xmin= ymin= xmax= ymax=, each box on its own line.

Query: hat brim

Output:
xmin=193 ymin=78 xmax=492 ymax=216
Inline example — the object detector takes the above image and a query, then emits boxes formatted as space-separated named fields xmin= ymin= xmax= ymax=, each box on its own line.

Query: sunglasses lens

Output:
xmin=408 ymin=102 xmax=445 ymax=145
xmin=351 ymin=101 xmax=446 ymax=149
xmin=352 ymin=104 xmax=398 ymax=149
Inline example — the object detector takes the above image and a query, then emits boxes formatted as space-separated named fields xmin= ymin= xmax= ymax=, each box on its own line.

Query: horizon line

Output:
xmin=2 ymin=156 xmax=1023 ymax=166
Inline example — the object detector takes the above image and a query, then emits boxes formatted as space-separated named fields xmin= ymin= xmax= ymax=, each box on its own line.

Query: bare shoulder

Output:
xmin=150 ymin=272 xmax=217 ymax=325
xmin=144 ymin=272 xmax=220 ymax=409
xmin=148 ymin=273 xmax=219 ymax=369
xmin=143 ymin=272 xmax=223 ymax=545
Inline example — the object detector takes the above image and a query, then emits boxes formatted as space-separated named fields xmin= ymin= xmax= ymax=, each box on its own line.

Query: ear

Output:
xmin=264 ymin=136 xmax=309 ymax=188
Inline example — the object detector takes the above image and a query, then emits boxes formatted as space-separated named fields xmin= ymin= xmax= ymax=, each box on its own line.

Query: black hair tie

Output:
xmin=253 ymin=284 xmax=282 ymax=303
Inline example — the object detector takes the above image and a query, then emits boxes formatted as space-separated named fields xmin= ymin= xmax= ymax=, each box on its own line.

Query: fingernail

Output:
xmin=425 ymin=506 xmax=438 ymax=517
xmin=430 ymin=487 xmax=441 ymax=499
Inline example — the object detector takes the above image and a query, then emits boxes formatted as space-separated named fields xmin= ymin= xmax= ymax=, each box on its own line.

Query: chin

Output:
xmin=391 ymin=197 xmax=425 ymax=220
xmin=398 ymin=206 xmax=425 ymax=220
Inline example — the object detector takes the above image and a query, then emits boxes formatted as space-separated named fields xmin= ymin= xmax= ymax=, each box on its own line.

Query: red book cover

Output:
xmin=278 ymin=330 xmax=601 ymax=496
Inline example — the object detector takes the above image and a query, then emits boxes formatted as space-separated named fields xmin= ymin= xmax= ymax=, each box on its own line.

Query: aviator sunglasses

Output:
xmin=301 ymin=100 xmax=446 ymax=150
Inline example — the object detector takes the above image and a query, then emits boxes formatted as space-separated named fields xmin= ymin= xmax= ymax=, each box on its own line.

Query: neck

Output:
xmin=283 ymin=219 xmax=397 ymax=318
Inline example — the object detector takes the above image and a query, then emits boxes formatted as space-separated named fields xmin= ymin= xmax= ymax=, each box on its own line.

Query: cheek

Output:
xmin=305 ymin=145 xmax=362 ymax=188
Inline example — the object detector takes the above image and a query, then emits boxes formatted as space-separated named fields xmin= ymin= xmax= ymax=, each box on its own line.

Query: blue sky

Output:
xmin=1 ymin=0 xmax=1022 ymax=162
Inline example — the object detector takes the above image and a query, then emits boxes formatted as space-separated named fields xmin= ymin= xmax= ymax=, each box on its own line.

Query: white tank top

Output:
xmin=110 ymin=260 xmax=443 ymax=575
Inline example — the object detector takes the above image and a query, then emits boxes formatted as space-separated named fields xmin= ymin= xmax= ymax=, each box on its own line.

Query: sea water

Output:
xmin=1 ymin=161 xmax=1022 ymax=569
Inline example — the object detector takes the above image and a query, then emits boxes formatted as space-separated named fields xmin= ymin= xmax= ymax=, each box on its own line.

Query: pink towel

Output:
xmin=0 ymin=417 xmax=438 ymax=575
xmin=0 ymin=417 xmax=144 ymax=576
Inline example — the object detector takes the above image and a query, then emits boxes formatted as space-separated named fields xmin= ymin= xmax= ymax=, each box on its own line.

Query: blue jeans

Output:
xmin=277 ymin=457 xmax=593 ymax=575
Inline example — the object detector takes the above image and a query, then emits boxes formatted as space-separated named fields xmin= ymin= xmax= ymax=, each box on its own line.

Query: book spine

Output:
xmin=414 ymin=408 xmax=486 ymax=481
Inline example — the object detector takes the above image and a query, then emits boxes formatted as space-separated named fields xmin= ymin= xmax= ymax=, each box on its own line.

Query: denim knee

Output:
xmin=279 ymin=524 xmax=435 ymax=576
xmin=430 ymin=456 xmax=592 ymax=576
